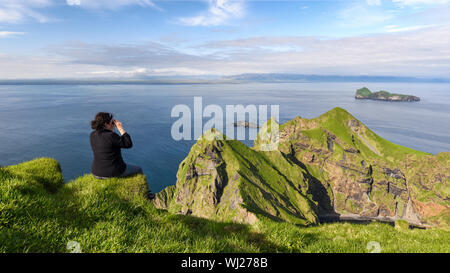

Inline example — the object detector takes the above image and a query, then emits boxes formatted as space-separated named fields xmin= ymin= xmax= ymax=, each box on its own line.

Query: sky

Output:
xmin=0 ymin=0 xmax=450 ymax=79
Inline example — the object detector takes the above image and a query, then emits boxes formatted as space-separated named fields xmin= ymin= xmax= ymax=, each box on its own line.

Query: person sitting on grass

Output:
xmin=90 ymin=112 xmax=154 ymax=199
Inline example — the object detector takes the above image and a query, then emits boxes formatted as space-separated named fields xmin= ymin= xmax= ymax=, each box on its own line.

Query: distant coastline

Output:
xmin=1 ymin=73 xmax=450 ymax=85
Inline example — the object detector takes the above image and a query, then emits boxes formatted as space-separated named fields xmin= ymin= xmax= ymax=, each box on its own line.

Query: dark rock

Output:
xmin=233 ymin=121 xmax=260 ymax=128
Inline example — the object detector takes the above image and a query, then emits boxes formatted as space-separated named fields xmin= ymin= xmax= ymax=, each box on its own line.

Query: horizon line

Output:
xmin=1 ymin=73 xmax=449 ymax=85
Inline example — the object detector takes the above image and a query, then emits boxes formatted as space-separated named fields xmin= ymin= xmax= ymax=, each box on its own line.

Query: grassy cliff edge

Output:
xmin=1 ymin=158 xmax=449 ymax=253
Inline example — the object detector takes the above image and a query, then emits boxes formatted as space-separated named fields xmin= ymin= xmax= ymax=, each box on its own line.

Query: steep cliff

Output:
xmin=154 ymin=108 xmax=449 ymax=227
xmin=154 ymin=129 xmax=318 ymax=225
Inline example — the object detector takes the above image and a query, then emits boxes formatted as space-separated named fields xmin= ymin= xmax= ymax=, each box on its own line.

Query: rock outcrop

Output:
xmin=233 ymin=121 xmax=260 ymax=128
xmin=154 ymin=108 xmax=449 ymax=228
xmin=154 ymin=129 xmax=318 ymax=225
xmin=355 ymin=87 xmax=420 ymax=102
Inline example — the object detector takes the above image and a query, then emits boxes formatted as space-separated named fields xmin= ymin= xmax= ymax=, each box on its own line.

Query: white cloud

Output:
xmin=393 ymin=0 xmax=450 ymax=5
xmin=66 ymin=0 xmax=80 ymax=6
xmin=86 ymin=67 xmax=148 ymax=77
xmin=367 ymin=0 xmax=382 ymax=6
xmin=177 ymin=0 xmax=246 ymax=26
xmin=385 ymin=24 xmax=435 ymax=32
xmin=0 ymin=53 xmax=102 ymax=79
xmin=1 ymin=16 xmax=450 ymax=79
xmin=0 ymin=30 xmax=26 ymax=37
xmin=0 ymin=0 xmax=52 ymax=23
xmin=66 ymin=0 xmax=160 ymax=10
xmin=83 ymin=66 xmax=209 ymax=77
xmin=197 ymin=26 xmax=450 ymax=77
xmin=0 ymin=0 xmax=160 ymax=24
xmin=151 ymin=67 xmax=209 ymax=75
xmin=10 ymin=26 xmax=443 ymax=78
xmin=377 ymin=0 xmax=450 ymax=6
xmin=49 ymin=41 xmax=206 ymax=67
xmin=338 ymin=1 xmax=393 ymax=27
xmin=385 ymin=24 xmax=399 ymax=28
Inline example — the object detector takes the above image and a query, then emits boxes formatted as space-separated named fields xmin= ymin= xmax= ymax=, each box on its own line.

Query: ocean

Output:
xmin=1 ymin=82 xmax=449 ymax=192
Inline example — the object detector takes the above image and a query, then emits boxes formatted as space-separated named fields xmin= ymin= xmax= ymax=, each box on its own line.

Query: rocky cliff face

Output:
xmin=154 ymin=108 xmax=449 ymax=228
xmin=154 ymin=129 xmax=318 ymax=225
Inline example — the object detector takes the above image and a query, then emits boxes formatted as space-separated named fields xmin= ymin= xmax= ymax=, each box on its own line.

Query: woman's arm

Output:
xmin=113 ymin=120 xmax=126 ymax=136
xmin=111 ymin=120 xmax=133 ymax=148
xmin=111 ymin=132 xmax=133 ymax=149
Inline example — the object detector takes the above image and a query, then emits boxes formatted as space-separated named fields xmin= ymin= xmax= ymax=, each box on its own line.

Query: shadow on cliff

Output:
xmin=226 ymin=143 xmax=317 ymax=224
xmin=282 ymin=151 xmax=340 ymax=221
xmin=164 ymin=212 xmax=299 ymax=252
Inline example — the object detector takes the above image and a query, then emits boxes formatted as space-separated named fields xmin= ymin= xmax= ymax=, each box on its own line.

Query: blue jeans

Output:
xmin=93 ymin=164 xmax=143 ymax=179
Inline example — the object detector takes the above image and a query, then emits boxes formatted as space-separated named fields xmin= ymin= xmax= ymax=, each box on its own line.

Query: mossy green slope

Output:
xmin=1 ymin=157 xmax=449 ymax=253
xmin=269 ymin=107 xmax=448 ymax=226
xmin=155 ymin=129 xmax=318 ymax=225
xmin=355 ymin=87 xmax=373 ymax=98
xmin=157 ymin=107 xmax=449 ymax=228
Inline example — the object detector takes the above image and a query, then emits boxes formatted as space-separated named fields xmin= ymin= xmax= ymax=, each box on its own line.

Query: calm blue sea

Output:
xmin=1 ymin=82 xmax=449 ymax=192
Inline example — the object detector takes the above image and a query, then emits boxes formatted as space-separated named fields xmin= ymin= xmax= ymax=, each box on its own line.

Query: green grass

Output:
xmin=163 ymin=131 xmax=318 ymax=225
xmin=356 ymin=87 xmax=372 ymax=97
xmin=356 ymin=87 xmax=415 ymax=100
xmin=159 ymin=107 xmax=447 ymax=228
xmin=319 ymin=107 xmax=428 ymax=158
xmin=1 ymin=158 xmax=449 ymax=253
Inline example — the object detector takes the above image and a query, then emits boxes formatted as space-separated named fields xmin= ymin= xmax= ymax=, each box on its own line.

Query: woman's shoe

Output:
xmin=146 ymin=190 xmax=155 ymax=200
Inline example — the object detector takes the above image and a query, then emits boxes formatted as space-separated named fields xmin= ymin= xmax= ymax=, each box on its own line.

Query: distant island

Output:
xmin=233 ymin=121 xmax=260 ymax=128
xmin=355 ymin=87 xmax=420 ymax=102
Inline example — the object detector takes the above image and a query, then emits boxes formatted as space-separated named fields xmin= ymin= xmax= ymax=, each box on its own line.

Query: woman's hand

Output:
xmin=113 ymin=120 xmax=126 ymax=135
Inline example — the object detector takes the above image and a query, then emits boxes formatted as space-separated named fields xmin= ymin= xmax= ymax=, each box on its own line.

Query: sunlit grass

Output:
xmin=1 ymin=158 xmax=449 ymax=253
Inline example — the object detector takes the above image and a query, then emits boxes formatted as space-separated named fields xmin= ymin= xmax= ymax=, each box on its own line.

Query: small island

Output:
xmin=355 ymin=87 xmax=420 ymax=102
xmin=233 ymin=121 xmax=260 ymax=128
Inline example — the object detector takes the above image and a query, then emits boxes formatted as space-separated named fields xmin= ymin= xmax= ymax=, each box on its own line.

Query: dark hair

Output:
xmin=91 ymin=112 xmax=113 ymax=130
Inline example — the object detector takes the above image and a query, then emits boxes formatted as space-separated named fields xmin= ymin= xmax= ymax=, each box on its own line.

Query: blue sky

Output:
xmin=1 ymin=0 xmax=450 ymax=79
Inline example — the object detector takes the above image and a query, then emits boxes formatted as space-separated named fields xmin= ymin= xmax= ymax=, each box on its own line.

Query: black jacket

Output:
xmin=90 ymin=129 xmax=133 ymax=177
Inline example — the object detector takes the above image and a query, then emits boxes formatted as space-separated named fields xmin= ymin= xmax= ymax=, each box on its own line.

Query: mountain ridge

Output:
xmin=154 ymin=107 xmax=449 ymax=228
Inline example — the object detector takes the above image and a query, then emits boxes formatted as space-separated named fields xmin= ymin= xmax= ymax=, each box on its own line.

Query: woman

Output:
xmin=90 ymin=112 xmax=143 ymax=179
